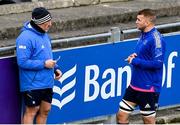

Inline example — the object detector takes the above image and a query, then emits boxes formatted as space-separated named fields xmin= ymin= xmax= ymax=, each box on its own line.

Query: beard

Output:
xmin=137 ymin=26 xmax=146 ymax=31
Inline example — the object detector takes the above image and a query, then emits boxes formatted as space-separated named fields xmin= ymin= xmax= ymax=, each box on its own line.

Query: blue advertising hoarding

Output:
xmin=0 ymin=33 xmax=179 ymax=123
xmin=47 ymin=34 xmax=180 ymax=123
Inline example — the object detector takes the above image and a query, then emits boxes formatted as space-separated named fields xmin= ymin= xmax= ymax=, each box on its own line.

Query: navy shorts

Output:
xmin=122 ymin=86 xmax=159 ymax=113
xmin=23 ymin=88 xmax=53 ymax=107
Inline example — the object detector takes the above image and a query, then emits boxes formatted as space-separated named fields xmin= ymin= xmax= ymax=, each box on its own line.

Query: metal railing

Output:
xmin=0 ymin=22 xmax=180 ymax=54
xmin=122 ymin=22 xmax=180 ymax=34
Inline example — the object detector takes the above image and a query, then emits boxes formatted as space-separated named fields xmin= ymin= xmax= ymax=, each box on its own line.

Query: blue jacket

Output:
xmin=16 ymin=22 xmax=56 ymax=92
xmin=130 ymin=28 xmax=166 ymax=92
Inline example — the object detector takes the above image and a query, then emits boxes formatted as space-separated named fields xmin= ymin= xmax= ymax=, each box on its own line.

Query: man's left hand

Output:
xmin=55 ymin=69 xmax=62 ymax=80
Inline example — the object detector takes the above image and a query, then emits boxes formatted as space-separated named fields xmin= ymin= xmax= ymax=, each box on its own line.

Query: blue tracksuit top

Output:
xmin=130 ymin=27 xmax=166 ymax=92
xmin=16 ymin=22 xmax=57 ymax=92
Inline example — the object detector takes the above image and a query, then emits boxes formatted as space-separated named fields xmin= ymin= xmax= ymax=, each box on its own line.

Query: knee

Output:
xmin=39 ymin=108 xmax=51 ymax=117
xmin=117 ymin=99 xmax=135 ymax=124
xmin=141 ymin=111 xmax=156 ymax=124
xmin=25 ymin=106 xmax=40 ymax=117
xmin=117 ymin=111 xmax=123 ymax=120
xmin=116 ymin=111 xmax=129 ymax=124
xmin=143 ymin=116 xmax=155 ymax=124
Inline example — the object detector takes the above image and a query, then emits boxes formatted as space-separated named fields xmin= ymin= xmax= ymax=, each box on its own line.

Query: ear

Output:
xmin=146 ymin=21 xmax=150 ymax=26
xmin=145 ymin=18 xmax=151 ymax=26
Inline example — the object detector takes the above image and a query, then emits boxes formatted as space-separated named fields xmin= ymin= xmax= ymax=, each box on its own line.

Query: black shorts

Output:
xmin=122 ymin=86 xmax=159 ymax=112
xmin=23 ymin=88 xmax=53 ymax=107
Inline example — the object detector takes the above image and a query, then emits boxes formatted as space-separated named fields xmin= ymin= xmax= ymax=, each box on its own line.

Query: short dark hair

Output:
xmin=138 ymin=9 xmax=156 ymax=23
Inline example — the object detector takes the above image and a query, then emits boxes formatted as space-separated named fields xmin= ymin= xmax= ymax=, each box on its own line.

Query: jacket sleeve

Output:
xmin=16 ymin=37 xmax=45 ymax=70
xmin=131 ymin=39 xmax=165 ymax=70
xmin=131 ymin=57 xmax=163 ymax=69
xmin=54 ymin=64 xmax=60 ymax=71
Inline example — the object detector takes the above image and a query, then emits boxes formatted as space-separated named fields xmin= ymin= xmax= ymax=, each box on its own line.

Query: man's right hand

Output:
xmin=45 ymin=59 xmax=56 ymax=68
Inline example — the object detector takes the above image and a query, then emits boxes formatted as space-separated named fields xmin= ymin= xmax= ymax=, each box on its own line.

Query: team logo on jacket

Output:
xmin=41 ymin=45 xmax=45 ymax=49
xmin=52 ymin=65 xmax=77 ymax=109
xmin=18 ymin=45 xmax=26 ymax=49
xmin=143 ymin=40 xmax=148 ymax=45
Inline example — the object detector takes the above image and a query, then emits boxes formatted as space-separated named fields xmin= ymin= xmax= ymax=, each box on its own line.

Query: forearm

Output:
xmin=17 ymin=58 xmax=45 ymax=70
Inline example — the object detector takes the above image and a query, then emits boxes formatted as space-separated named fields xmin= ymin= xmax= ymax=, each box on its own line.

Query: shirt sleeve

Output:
xmin=16 ymin=37 xmax=45 ymax=70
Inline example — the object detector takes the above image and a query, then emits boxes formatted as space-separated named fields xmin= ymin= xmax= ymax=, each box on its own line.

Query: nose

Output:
xmin=135 ymin=20 xmax=138 ymax=24
xmin=49 ymin=21 xmax=52 ymax=27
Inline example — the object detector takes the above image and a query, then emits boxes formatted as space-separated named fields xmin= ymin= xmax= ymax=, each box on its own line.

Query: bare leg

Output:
xmin=36 ymin=101 xmax=51 ymax=124
xmin=143 ymin=116 xmax=156 ymax=124
xmin=23 ymin=106 xmax=39 ymax=124
xmin=116 ymin=111 xmax=130 ymax=124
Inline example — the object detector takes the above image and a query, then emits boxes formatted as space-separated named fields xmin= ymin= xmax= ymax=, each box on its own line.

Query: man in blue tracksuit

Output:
xmin=116 ymin=9 xmax=166 ymax=124
xmin=16 ymin=7 xmax=62 ymax=124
